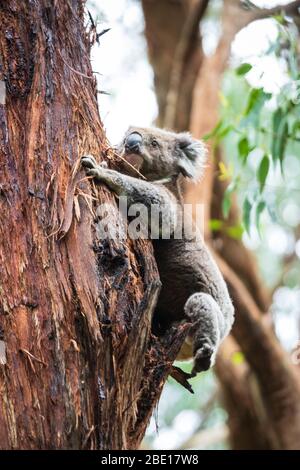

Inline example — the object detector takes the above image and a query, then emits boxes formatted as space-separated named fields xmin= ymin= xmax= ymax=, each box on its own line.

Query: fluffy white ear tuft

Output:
xmin=177 ymin=133 xmax=207 ymax=180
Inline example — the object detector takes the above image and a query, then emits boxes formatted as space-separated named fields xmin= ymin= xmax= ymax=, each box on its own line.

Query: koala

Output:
xmin=81 ymin=127 xmax=234 ymax=375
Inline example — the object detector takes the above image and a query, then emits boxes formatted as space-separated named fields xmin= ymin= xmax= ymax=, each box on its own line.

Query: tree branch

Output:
xmin=163 ymin=0 xmax=210 ymax=129
xmin=241 ymin=0 xmax=300 ymax=22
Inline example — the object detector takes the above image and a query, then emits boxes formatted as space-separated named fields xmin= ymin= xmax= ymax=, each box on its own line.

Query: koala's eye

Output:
xmin=151 ymin=139 xmax=159 ymax=147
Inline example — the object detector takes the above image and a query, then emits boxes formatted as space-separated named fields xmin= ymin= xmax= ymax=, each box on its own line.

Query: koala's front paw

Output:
xmin=81 ymin=156 xmax=109 ymax=182
xmin=192 ymin=342 xmax=215 ymax=374
xmin=81 ymin=155 xmax=98 ymax=169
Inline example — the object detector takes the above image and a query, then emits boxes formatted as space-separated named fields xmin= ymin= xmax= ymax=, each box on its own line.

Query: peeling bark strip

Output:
xmin=0 ymin=1 xmax=187 ymax=450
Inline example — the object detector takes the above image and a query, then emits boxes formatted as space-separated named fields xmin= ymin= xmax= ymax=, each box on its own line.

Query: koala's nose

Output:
xmin=125 ymin=132 xmax=142 ymax=153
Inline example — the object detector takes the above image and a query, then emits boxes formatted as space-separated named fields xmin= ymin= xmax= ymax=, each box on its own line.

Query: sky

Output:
xmin=89 ymin=0 xmax=156 ymax=143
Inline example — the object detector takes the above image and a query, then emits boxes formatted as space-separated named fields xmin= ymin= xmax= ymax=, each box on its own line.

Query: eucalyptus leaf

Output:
xmin=238 ymin=136 xmax=250 ymax=164
xmin=225 ymin=224 xmax=244 ymax=240
xmin=244 ymin=88 xmax=272 ymax=120
xmin=222 ymin=181 xmax=237 ymax=218
xmin=209 ymin=219 xmax=223 ymax=231
xmin=236 ymin=63 xmax=252 ymax=76
xmin=255 ymin=200 xmax=266 ymax=235
xmin=222 ymin=193 xmax=231 ymax=219
xmin=203 ymin=120 xmax=223 ymax=141
xmin=257 ymin=154 xmax=270 ymax=193
xmin=216 ymin=124 xmax=234 ymax=141
xmin=243 ymin=197 xmax=252 ymax=234
xmin=271 ymin=109 xmax=289 ymax=170
xmin=277 ymin=121 xmax=289 ymax=170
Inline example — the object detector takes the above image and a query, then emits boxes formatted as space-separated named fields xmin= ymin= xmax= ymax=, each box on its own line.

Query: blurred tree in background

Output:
xmin=90 ymin=0 xmax=300 ymax=449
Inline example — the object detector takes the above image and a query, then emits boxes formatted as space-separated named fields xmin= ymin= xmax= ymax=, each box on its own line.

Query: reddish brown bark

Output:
xmin=215 ymin=338 xmax=274 ymax=450
xmin=142 ymin=0 xmax=208 ymax=131
xmin=218 ymin=254 xmax=300 ymax=449
xmin=0 ymin=0 xmax=188 ymax=450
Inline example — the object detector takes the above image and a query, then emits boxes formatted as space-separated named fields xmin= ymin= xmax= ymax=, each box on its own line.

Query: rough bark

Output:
xmin=142 ymin=0 xmax=300 ymax=449
xmin=0 ymin=0 xmax=187 ymax=450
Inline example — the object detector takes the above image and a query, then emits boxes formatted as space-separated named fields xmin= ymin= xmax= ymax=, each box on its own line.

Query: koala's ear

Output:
xmin=177 ymin=133 xmax=207 ymax=180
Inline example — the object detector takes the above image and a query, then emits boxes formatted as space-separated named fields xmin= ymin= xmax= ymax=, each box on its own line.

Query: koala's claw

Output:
xmin=81 ymin=156 xmax=108 ymax=173
xmin=192 ymin=343 xmax=214 ymax=374
xmin=86 ymin=168 xmax=102 ymax=179
xmin=81 ymin=155 xmax=98 ymax=169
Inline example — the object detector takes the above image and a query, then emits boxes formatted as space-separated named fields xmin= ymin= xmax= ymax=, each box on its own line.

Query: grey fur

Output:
xmin=82 ymin=126 xmax=234 ymax=375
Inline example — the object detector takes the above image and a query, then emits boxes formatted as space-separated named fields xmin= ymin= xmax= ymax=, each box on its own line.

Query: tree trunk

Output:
xmin=142 ymin=0 xmax=300 ymax=449
xmin=0 ymin=0 xmax=186 ymax=450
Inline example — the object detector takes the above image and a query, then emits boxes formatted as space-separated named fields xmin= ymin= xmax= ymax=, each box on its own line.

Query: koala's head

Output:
xmin=117 ymin=126 xmax=207 ymax=181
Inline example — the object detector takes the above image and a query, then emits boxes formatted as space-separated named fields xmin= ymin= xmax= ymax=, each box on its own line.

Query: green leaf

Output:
xmin=255 ymin=200 xmax=266 ymax=235
xmin=257 ymin=154 xmax=270 ymax=193
xmin=244 ymin=88 xmax=260 ymax=116
xmin=217 ymin=124 xmax=234 ymax=139
xmin=291 ymin=120 xmax=300 ymax=136
xmin=277 ymin=121 xmax=289 ymax=170
xmin=272 ymin=107 xmax=283 ymax=134
xmin=267 ymin=203 xmax=277 ymax=223
xmin=231 ymin=351 xmax=245 ymax=365
xmin=236 ymin=63 xmax=252 ymax=76
xmin=222 ymin=181 xmax=237 ymax=218
xmin=203 ymin=120 xmax=223 ymax=141
xmin=273 ymin=14 xmax=285 ymax=25
xmin=225 ymin=224 xmax=244 ymax=240
xmin=243 ymin=197 xmax=252 ymax=234
xmin=209 ymin=219 xmax=223 ymax=231
xmin=244 ymin=88 xmax=272 ymax=119
xmin=203 ymin=121 xmax=234 ymax=142
xmin=218 ymin=161 xmax=234 ymax=181
xmin=271 ymin=106 xmax=290 ymax=170
xmin=238 ymin=136 xmax=250 ymax=164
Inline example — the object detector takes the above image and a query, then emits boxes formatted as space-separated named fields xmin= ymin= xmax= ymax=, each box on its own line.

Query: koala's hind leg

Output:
xmin=184 ymin=293 xmax=225 ymax=375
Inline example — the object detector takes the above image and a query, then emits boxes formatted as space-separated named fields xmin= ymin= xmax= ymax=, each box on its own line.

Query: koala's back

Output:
xmin=153 ymin=236 xmax=233 ymax=330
